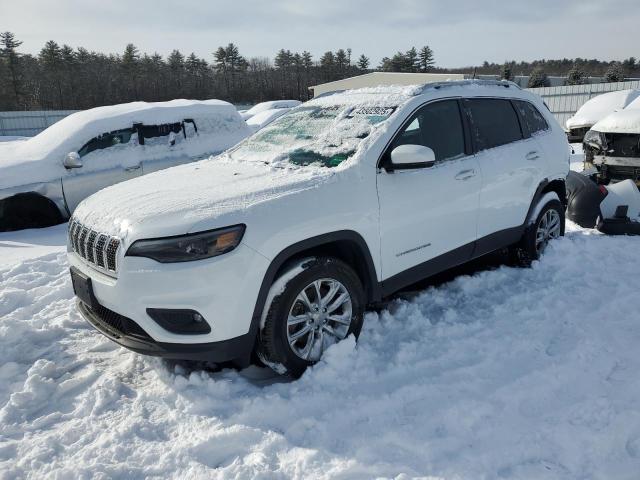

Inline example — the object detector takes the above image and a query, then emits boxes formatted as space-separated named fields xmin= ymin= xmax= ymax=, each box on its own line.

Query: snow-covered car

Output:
xmin=239 ymin=100 xmax=301 ymax=121
xmin=0 ymin=100 xmax=251 ymax=231
xmin=565 ymin=89 xmax=640 ymax=142
xmin=68 ymin=80 xmax=569 ymax=376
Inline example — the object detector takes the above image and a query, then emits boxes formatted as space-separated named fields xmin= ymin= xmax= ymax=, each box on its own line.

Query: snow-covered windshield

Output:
xmin=230 ymin=105 xmax=395 ymax=167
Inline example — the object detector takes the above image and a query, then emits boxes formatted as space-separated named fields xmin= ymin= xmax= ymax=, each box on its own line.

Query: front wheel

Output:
xmin=257 ymin=257 xmax=365 ymax=377
xmin=511 ymin=198 xmax=565 ymax=267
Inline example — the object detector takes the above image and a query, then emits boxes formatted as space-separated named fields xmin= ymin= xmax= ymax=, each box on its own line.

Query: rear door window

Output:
xmin=464 ymin=98 xmax=523 ymax=152
xmin=137 ymin=122 xmax=183 ymax=146
xmin=513 ymin=100 xmax=549 ymax=137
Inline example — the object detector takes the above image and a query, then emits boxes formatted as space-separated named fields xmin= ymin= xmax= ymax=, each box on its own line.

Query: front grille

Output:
xmin=68 ymin=219 xmax=121 ymax=274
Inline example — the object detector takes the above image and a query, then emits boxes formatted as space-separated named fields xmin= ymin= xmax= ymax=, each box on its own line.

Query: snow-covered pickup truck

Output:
xmin=0 ymin=100 xmax=250 ymax=231
xmin=68 ymin=80 xmax=569 ymax=377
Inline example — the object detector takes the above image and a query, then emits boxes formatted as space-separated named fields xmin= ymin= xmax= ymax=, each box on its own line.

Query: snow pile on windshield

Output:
xmin=592 ymin=108 xmax=640 ymax=134
xmin=240 ymin=100 xmax=302 ymax=120
xmin=1 ymin=222 xmax=640 ymax=478
xmin=231 ymin=86 xmax=420 ymax=169
xmin=566 ymin=89 xmax=640 ymax=130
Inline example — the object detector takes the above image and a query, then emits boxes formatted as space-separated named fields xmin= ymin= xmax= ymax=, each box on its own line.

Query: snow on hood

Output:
xmin=0 ymin=99 xmax=247 ymax=190
xmin=566 ymin=89 xmax=640 ymax=130
xmin=591 ymin=108 xmax=640 ymax=134
xmin=72 ymin=156 xmax=334 ymax=240
xmin=240 ymin=100 xmax=302 ymax=120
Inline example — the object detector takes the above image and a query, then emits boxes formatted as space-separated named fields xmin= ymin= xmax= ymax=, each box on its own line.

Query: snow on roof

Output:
xmin=21 ymin=99 xmax=240 ymax=158
xmin=592 ymin=108 xmax=640 ymax=134
xmin=566 ymin=89 xmax=640 ymax=130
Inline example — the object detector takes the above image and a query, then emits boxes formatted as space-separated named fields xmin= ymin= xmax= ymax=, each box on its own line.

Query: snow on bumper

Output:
xmin=67 ymin=242 xmax=270 ymax=347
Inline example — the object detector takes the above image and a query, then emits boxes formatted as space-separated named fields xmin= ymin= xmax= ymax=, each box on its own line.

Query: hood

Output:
xmin=0 ymin=141 xmax=59 ymax=190
xmin=592 ymin=109 xmax=640 ymax=135
xmin=72 ymin=156 xmax=334 ymax=241
xmin=566 ymin=89 xmax=640 ymax=130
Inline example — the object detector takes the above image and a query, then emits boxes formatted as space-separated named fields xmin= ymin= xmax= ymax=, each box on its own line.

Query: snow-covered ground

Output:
xmin=1 ymin=222 xmax=640 ymax=479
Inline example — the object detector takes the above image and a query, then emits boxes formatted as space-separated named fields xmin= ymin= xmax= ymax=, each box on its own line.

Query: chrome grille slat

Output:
xmin=68 ymin=218 xmax=120 ymax=275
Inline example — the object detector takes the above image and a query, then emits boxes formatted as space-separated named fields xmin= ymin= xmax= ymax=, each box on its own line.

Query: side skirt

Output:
xmin=379 ymin=225 xmax=525 ymax=298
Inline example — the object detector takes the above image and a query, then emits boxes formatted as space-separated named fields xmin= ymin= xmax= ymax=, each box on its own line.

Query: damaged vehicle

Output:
xmin=566 ymin=108 xmax=640 ymax=234
xmin=565 ymin=89 xmax=640 ymax=142
xmin=0 ymin=99 xmax=250 ymax=232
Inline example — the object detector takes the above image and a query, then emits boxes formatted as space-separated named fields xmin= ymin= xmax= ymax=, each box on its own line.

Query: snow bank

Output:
xmin=591 ymin=108 xmax=640 ymax=134
xmin=240 ymin=100 xmax=302 ymax=120
xmin=0 ymin=99 xmax=250 ymax=190
xmin=1 ymin=224 xmax=640 ymax=478
xmin=566 ymin=89 xmax=640 ymax=130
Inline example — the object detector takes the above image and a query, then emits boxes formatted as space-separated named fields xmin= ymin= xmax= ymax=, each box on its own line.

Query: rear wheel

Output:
xmin=511 ymin=198 xmax=564 ymax=267
xmin=257 ymin=257 xmax=365 ymax=377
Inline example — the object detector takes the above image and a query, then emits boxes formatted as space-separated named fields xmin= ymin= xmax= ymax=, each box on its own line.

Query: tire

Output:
xmin=511 ymin=198 xmax=565 ymax=267
xmin=257 ymin=257 xmax=365 ymax=378
xmin=0 ymin=193 xmax=64 ymax=232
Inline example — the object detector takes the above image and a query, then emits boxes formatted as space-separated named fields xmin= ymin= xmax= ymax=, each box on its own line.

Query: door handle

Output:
xmin=124 ymin=164 xmax=141 ymax=171
xmin=526 ymin=151 xmax=540 ymax=161
xmin=455 ymin=169 xmax=476 ymax=181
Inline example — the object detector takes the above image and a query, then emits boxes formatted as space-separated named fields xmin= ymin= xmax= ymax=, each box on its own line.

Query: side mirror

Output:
xmin=63 ymin=152 xmax=82 ymax=169
xmin=389 ymin=144 xmax=436 ymax=170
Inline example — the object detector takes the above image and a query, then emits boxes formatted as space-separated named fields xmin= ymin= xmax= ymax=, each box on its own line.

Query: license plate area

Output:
xmin=70 ymin=267 xmax=98 ymax=309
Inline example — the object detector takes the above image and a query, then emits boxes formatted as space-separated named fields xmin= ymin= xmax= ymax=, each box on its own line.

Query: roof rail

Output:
xmin=419 ymin=79 xmax=521 ymax=94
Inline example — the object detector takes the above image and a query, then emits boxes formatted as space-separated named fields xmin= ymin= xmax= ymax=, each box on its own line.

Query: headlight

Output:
xmin=126 ymin=225 xmax=245 ymax=263
xmin=584 ymin=129 xmax=605 ymax=150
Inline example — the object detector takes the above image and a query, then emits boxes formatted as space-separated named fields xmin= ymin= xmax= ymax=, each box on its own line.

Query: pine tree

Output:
xmin=356 ymin=54 xmax=370 ymax=71
xmin=604 ymin=62 xmax=625 ymax=83
xmin=39 ymin=40 xmax=64 ymax=108
xmin=566 ymin=63 xmax=586 ymax=85
xmin=501 ymin=62 xmax=514 ymax=81
xmin=0 ymin=32 xmax=24 ymax=108
xmin=335 ymin=49 xmax=348 ymax=73
xmin=418 ymin=46 xmax=435 ymax=72
xmin=528 ymin=67 xmax=549 ymax=88
xmin=405 ymin=47 xmax=419 ymax=73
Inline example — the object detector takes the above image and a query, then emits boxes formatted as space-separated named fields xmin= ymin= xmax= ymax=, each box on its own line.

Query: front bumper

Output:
xmin=77 ymin=299 xmax=256 ymax=362
xmin=68 ymin=242 xmax=271 ymax=360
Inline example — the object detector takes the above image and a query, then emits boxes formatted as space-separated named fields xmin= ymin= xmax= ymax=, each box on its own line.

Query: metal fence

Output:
xmin=0 ymin=110 xmax=78 ymax=137
xmin=527 ymin=80 xmax=640 ymax=128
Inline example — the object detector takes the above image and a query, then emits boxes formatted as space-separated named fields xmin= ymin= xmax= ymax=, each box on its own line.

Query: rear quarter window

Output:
xmin=464 ymin=98 xmax=523 ymax=151
xmin=513 ymin=100 xmax=549 ymax=137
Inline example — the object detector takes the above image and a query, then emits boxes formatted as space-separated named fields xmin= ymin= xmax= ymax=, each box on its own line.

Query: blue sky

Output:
xmin=3 ymin=0 xmax=639 ymax=67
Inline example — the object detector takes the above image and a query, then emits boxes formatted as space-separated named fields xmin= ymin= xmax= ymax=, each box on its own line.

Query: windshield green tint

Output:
xmin=230 ymin=105 xmax=395 ymax=168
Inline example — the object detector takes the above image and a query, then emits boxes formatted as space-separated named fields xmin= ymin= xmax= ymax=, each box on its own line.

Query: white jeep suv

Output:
xmin=68 ymin=80 xmax=569 ymax=376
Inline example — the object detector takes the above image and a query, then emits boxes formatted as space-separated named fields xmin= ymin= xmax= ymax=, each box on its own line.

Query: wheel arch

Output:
xmin=249 ymin=231 xmax=380 ymax=339
xmin=0 ymin=192 xmax=65 ymax=232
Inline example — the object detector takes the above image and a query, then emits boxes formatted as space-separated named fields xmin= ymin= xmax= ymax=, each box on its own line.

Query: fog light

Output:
xmin=146 ymin=308 xmax=211 ymax=335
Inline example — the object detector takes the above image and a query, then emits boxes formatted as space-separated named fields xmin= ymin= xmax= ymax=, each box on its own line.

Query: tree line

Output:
xmin=1 ymin=31 xmax=639 ymax=110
